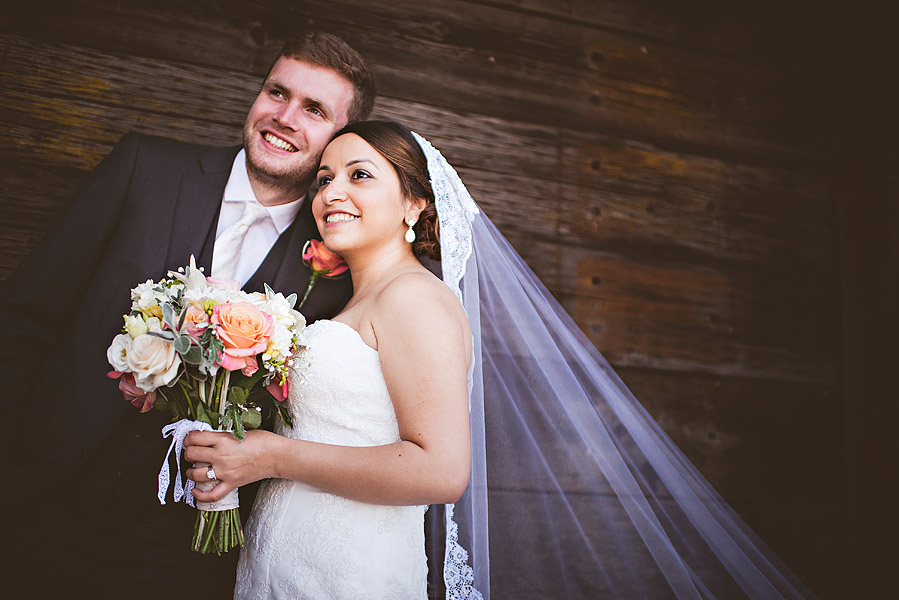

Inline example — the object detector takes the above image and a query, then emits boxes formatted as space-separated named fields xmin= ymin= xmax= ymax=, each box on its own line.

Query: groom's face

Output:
xmin=244 ymin=57 xmax=355 ymax=197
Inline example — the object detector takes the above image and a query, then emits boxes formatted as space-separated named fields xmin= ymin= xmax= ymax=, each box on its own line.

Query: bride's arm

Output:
xmin=186 ymin=274 xmax=473 ymax=506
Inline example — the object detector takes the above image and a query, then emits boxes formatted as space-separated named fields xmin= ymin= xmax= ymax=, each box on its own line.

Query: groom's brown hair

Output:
xmin=265 ymin=32 xmax=376 ymax=125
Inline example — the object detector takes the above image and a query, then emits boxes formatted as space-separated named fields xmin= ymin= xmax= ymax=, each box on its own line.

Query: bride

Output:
xmin=186 ymin=121 xmax=815 ymax=599
xmin=186 ymin=121 xmax=471 ymax=598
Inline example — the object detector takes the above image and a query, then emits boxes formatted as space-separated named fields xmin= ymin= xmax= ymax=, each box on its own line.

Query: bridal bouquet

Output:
xmin=106 ymin=257 xmax=305 ymax=554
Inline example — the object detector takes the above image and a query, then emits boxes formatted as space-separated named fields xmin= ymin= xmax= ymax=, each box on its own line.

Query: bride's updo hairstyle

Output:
xmin=330 ymin=121 xmax=440 ymax=261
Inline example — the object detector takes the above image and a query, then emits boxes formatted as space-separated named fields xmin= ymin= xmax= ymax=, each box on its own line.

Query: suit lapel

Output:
xmin=166 ymin=144 xmax=241 ymax=273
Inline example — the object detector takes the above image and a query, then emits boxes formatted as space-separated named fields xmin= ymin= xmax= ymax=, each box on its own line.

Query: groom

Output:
xmin=0 ymin=32 xmax=372 ymax=598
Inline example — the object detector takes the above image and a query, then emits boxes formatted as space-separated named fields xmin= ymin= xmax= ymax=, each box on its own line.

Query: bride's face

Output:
xmin=313 ymin=133 xmax=413 ymax=258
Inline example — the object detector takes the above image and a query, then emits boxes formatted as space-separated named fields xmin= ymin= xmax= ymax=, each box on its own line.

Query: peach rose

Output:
xmin=213 ymin=302 xmax=273 ymax=375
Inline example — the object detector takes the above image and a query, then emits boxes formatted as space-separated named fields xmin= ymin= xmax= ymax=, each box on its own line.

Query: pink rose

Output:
xmin=179 ymin=303 xmax=210 ymax=337
xmin=108 ymin=371 xmax=157 ymax=413
xmin=213 ymin=302 xmax=273 ymax=374
xmin=266 ymin=376 xmax=289 ymax=403
xmin=302 ymin=240 xmax=348 ymax=278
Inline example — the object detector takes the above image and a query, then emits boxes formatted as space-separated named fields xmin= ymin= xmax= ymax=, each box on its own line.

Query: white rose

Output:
xmin=106 ymin=333 xmax=133 ymax=372
xmin=127 ymin=334 xmax=182 ymax=393
xmin=124 ymin=314 xmax=149 ymax=339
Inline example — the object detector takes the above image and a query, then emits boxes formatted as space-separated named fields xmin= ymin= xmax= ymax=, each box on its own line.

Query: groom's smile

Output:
xmin=262 ymin=132 xmax=299 ymax=152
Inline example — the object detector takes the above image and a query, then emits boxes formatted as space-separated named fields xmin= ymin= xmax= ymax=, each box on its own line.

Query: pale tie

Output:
xmin=211 ymin=201 xmax=271 ymax=281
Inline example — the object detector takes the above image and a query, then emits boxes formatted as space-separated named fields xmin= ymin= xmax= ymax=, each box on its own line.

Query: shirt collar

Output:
xmin=223 ymin=148 xmax=304 ymax=234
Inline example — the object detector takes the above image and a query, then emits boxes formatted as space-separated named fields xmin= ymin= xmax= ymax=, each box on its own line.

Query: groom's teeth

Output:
xmin=326 ymin=213 xmax=357 ymax=223
xmin=263 ymin=133 xmax=298 ymax=152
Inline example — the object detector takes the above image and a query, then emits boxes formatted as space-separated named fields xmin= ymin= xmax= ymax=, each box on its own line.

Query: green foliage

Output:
xmin=229 ymin=404 xmax=246 ymax=440
xmin=174 ymin=334 xmax=191 ymax=354
xmin=162 ymin=302 xmax=177 ymax=331
xmin=240 ymin=407 xmax=262 ymax=429
xmin=182 ymin=346 xmax=202 ymax=365
xmin=274 ymin=400 xmax=293 ymax=429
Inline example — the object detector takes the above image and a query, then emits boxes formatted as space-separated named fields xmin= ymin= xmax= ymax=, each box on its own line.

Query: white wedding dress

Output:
xmin=235 ymin=320 xmax=428 ymax=600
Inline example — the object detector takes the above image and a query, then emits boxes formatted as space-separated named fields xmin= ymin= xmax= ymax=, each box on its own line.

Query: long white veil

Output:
xmin=412 ymin=131 xmax=816 ymax=599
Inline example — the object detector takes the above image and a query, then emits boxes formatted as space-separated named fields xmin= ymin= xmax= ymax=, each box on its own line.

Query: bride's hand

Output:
xmin=184 ymin=429 xmax=278 ymax=503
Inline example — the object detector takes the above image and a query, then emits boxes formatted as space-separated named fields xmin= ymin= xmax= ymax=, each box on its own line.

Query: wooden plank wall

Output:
xmin=4 ymin=1 xmax=894 ymax=597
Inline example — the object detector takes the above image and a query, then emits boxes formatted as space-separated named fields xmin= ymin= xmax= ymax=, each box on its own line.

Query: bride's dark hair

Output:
xmin=330 ymin=120 xmax=440 ymax=261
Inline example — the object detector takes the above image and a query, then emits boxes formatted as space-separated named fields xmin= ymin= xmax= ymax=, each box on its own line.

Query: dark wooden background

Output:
xmin=2 ymin=1 xmax=896 ymax=597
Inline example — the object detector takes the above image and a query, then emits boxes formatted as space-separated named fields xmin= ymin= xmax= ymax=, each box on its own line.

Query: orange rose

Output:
xmin=212 ymin=302 xmax=273 ymax=375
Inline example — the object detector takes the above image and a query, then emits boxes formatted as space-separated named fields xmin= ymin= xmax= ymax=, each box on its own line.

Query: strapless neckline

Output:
xmin=306 ymin=319 xmax=378 ymax=355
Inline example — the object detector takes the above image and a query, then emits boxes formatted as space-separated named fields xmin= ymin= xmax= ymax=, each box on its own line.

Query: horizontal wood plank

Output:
xmin=543 ymin=249 xmax=835 ymax=382
xmin=617 ymin=367 xmax=841 ymax=503
xmin=480 ymin=0 xmax=831 ymax=73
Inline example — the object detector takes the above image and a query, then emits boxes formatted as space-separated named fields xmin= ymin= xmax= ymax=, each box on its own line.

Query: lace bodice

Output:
xmin=235 ymin=320 xmax=427 ymax=600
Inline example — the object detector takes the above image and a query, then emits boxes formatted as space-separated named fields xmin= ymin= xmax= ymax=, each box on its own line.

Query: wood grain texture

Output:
xmin=483 ymin=0 xmax=832 ymax=72
xmin=4 ymin=0 xmax=831 ymax=165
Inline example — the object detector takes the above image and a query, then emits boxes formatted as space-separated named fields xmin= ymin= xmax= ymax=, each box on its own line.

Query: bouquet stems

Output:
xmin=192 ymin=505 xmax=244 ymax=555
xmin=190 ymin=369 xmax=244 ymax=555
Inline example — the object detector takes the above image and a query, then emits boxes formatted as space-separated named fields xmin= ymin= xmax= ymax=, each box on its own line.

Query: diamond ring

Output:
xmin=207 ymin=466 xmax=217 ymax=481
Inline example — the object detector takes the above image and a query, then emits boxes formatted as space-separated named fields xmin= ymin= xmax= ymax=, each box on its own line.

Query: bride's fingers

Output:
xmin=184 ymin=444 xmax=216 ymax=465
xmin=191 ymin=481 xmax=235 ymax=503
xmin=186 ymin=464 xmax=217 ymax=483
xmin=185 ymin=430 xmax=228 ymax=447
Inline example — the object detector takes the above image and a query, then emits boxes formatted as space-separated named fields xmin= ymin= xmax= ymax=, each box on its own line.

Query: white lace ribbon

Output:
xmin=158 ymin=418 xmax=212 ymax=508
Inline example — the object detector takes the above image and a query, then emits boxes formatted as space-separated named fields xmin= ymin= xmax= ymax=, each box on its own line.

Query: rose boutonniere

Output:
xmin=298 ymin=239 xmax=348 ymax=309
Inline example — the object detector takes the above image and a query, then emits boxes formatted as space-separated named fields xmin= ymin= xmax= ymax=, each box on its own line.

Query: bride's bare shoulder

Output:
xmin=373 ymin=270 xmax=470 ymax=338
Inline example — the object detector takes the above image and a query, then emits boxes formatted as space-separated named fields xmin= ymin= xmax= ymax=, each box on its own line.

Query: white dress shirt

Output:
xmin=213 ymin=149 xmax=303 ymax=287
